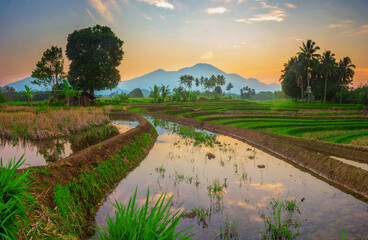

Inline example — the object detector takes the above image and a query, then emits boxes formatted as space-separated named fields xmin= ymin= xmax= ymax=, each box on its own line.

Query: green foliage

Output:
xmin=31 ymin=45 xmax=65 ymax=100
xmin=240 ymin=86 xmax=255 ymax=99
xmin=207 ymin=178 xmax=226 ymax=200
xmin=261 ymin=198 xmax=301 ymax=240
xmin=0 ymin=156 xmax=33 ymax=240
xmin=191 ymin=207 xmax=209 ymax=222
xmin=60 ymin=79 xmax=80 ymax=106
xmin=129 ymin=88 xmax=144 ymax=98
xmin=150 ymin=85 xmax=161 ymax=103
xmin=19 ymin=85 xmax=34 ymax=107
xmin=218 ymin=216 xmax=239 ymax=240
xmin=0 ymin=93 xmax=7 ymax=103
xmin=118 ymin=93 xmax=129 ymax=103
xmin=96 ymin=188 xmax=193 ymax=240
xmin=66 ymin=25 xmax=124 ymax=95
xmin=52 ymin=132 xmax=156 ymax=238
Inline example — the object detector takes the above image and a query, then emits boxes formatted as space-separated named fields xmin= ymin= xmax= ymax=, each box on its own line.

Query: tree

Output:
xmin=240 ymin=86 xmax=255 ymax=99
xmin=66 ymin=25 xmax=124 ymax=97
xmin=216 ymin=75 xmax=226 ymax=87
xmin=298 ymin=39 xmax=320 ymax=102
xmin=338 ymin=57 xmax=355 ymax=103
xmin=130 ymin=88 xmax=143 ymax=98
xmin=60 ymin=80 xmax=79 ymax=106
xmin=0 ymin=93 xmax=6 ymax=103
xmin=204 ymin=75 xmax=217 ymax=92
xmin=195 ymin=78 xmax=200 ymax=91
xmin=319 ymin=50 xmax=337 ymax=102
xmin=179 ymin=75 xmax=194 ymax=91
xmin=150 ymin=85 xmax=161 ymax=103
xmin=160 ymin=85 xmax=170 ymax=102
xmin=226 ymin=82 xmax=234 ymax=93
xmin=31 ymin=46 xmax=65 ymax=100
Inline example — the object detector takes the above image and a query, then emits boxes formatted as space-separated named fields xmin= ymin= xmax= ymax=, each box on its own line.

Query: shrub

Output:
xmin=0 ymin=156 xmax=33 ymax=239
xmin=118 ymin=93 xmax=129 ymax=103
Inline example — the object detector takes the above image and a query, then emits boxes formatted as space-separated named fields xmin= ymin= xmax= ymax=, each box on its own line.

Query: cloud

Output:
xmin=205 ymin=7 xmax=228 ymax=15
xmin=339 ymin=24 xmax=368 ymax=36
xmin=200 ymin=51 xmax=214 ymax=60
xmin=159 ymin=14 xmax=166 ymax=19
xmin=86 ymin=9 xmax=101 ymax=23
xmin=144 ymin=14 xmax=152 ymax=20
xmin=213 ymin=0 xmax=244 ymax=3
xmin=327 ymin=19 xmax=354 ymax=28
xmin=285 ymin=3 xmax=296 ymax=8
xmin=238 ymin=9 xmax=286 ymax=23
xmin=88 ymin=0 xmax=117 ymax=23
xmin=137 ymin=0 xmax=174 ymax=9
xmin=260 ymin=1 xmax=277 ymax=9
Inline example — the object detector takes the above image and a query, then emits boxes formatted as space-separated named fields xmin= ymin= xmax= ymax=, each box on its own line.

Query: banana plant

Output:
xmin=19 ymin=85 xmax=34 ymax=107
xmin=60 ymin=79 xmax=79 ymax=106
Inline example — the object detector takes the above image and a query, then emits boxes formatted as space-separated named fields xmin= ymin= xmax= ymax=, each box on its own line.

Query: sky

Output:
xmin=0 ymin=0 xmax=367 ymax=86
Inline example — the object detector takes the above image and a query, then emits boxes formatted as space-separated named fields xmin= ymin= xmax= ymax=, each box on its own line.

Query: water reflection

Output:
xmin=95 ymin=121 xmax=368 ymax=240
xmin=0 ymin=124 xmax=127 ymax=168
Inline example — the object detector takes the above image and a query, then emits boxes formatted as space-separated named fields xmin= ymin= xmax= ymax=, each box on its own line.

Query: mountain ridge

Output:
xmin=4 ymin=63 xmax=280 ymax=95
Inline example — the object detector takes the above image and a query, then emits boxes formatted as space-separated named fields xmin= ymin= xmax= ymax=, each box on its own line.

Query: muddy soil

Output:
xmin=145 ymin=112 xmax=368 ymax=201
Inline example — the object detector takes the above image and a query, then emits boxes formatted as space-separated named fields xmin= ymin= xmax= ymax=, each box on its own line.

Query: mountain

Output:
xmin=118 ymin=63 xmax=280 ymax=93
xmin=4 ymin=63 xmax=280 ymax=96
xmin=3 ymin=77 xmax=127 ymax=96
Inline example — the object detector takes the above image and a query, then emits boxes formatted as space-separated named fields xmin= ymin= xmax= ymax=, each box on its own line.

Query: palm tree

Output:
xmin=320 ymin=50 xmax=337 ymax=102
xmin=298 ymin=39 xmax=320 ymax=101
xmin=195 ymin=78 xmax=200 ymax=91
xmin=338 ymin=57 xmax=355 ymax=103
xmin=226 ymin=82 xmax=234 ymax=93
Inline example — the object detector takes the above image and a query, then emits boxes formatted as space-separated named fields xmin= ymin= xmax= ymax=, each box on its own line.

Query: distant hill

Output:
xmin=4 ymin=77 xmax=127 ymax=96
xmin=4 ymin=63 xmax=280 ymax=96
xmin=118 ymin=63 xmax=281 ymax=93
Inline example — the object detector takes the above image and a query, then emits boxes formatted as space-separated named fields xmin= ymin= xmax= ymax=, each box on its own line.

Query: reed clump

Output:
xmin=0 ymin=108 xmax=109 ymax=140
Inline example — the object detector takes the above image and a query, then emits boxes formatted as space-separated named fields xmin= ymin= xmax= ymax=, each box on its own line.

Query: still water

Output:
xmin=95 ymin=119 xmax=368 ymax=239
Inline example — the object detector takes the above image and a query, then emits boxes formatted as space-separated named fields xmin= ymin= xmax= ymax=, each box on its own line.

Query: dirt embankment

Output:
xmin=146 ymin=112 xmax=368 ymax=202
xmin=19 ymin=110 xmax=157 ymax=239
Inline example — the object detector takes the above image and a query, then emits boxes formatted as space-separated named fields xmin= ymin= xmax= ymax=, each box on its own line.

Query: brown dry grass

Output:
xmin=0 ymin=108 xmax=109 ymax=140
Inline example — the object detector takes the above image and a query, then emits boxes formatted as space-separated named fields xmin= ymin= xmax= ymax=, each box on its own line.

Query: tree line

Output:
xmin=280 ymin=39 xmax=368 ymax=104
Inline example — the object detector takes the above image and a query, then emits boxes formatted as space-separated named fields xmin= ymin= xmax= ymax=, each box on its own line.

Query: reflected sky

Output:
xmin=95 ymin=122 xmax=368 ymax=239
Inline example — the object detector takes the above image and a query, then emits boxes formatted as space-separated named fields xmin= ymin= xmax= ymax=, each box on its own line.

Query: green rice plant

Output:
xmin=96 ymin=188 xmax=193 ymax=240
xmin=191 ymin=207 xmax=209 ymax=222
xmin=217 ymin=216 xmax=239 ymax=240
xmin=208 ymin=178 xmax=226 ymax=200
xmin=260 ymin=198 xmax=301 ymax=240
xmin=155 ymin=165 xmax=166 ymax=177
xmin=0 ymin=155 xmax=33 ymax=240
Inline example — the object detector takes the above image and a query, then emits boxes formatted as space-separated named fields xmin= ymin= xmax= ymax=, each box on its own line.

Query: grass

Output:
xmin=51 ymin=132 xmax=156 ymax=238
xmin=208 ymin=178 xmax=226 ymax=200
xmin=191 ymin=206 xmax=209 ymax=223
xmin=0 ymin=107 xmax=110 ymax=140
xmin=0 ymin=155 xmax=33 ymax=240
xmin=260 ymin=198 xmax=301 ymax=240
xmin=217 ymin=216 xmax=239 ymax=240
xmin=96 ymin=188 xmax=193 ymax=240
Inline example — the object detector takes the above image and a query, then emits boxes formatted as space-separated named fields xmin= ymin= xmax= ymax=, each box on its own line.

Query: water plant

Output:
xmin=155 ymin=165 xmax=166 ymax=177
xmin=191 ymin=206 xmax=209 ymax=222
xmin=208 ymin=178 xmax=226 ymax=200
xmin=96 ymin=188 xmax=193 ymax=240
xmin=217 ymin=216 xmax=239 ymax=240
xmin=0 ymin=155 xmax=33 ymax=239
xmin=260 ymin=198 xmax=301 ymax=240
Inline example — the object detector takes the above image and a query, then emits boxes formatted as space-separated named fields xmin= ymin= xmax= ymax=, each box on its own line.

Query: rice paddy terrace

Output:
xmin=135 ymin=100 xmax=368 ymax=147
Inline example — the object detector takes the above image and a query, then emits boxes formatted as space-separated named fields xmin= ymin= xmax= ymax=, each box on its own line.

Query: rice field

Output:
xmin=138 ymin=100 xmax=368 ymax=146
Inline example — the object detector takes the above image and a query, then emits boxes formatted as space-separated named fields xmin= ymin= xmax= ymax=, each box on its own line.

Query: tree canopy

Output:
xmin=66 ymin=25 xmax=124 ymax=96
xmin=31 ymin=45 xmax=64 ymax=100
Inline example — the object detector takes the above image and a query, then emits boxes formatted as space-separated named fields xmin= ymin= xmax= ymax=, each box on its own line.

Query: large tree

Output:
xmin=31 ymin=46 xmax=64 ymax=100
xmin=298 ymin=39 xmax=320 ymax=101
xmin=66 ymin=25 xmax=124 ymax=97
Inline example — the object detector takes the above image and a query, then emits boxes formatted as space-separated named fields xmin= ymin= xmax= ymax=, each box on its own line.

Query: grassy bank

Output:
xmin=0 ymin=107 xmax=110 ymax=140
xmin=16 ymin=117 xmax=158 ymax=239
